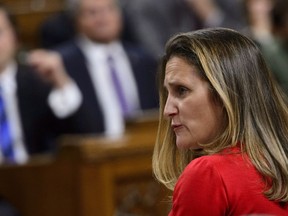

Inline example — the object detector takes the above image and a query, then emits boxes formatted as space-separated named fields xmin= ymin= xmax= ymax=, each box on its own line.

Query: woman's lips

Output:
xmin=172 ymin=124 xmax=183 ymax=131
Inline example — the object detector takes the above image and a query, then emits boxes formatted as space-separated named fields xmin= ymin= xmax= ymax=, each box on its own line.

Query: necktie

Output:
xmin=107 ymin=55 xmax=131 ymax=117
xmin=0 ymin=87 xmax=14 ymax=162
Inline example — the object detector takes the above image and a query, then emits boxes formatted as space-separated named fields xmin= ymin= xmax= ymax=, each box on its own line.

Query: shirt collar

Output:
xmin=78 ymin=35 xmax=124 ymax=57
xmin=0 ymin=61 xmax=17 ymax=94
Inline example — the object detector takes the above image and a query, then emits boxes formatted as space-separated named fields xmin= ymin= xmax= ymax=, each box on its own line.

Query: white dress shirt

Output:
xmin=79 ymin=36 xmax=140 ymax=137
xmin=0 ymin=61 xmax=82 ymax=164
xmin=0 ymin=62 xmax=28 ymax=164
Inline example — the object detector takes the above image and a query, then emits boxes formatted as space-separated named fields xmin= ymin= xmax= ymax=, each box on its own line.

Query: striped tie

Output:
xmin=0 ymin=87 xmax=14 ymax=162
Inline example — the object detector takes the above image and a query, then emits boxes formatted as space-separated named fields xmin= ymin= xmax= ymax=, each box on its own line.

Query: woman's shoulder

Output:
xmin=172 ymin=149 xmax=232 ymax=215
xmin=179 ymin=146 xmax=257 ymax=190
xmin=174 ymin=149 xmax=288 ymax=215
xmin=186 ymin=146 xmax=245 ymax=172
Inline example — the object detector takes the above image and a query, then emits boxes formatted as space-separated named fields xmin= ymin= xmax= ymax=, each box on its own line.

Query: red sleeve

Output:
xmin=169 ymin=157 xmax=229 ymax=216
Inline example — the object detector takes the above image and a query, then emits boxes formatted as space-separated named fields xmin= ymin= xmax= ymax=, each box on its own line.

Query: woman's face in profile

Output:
xmin=164 ymin=56 xmax=224 ymax=149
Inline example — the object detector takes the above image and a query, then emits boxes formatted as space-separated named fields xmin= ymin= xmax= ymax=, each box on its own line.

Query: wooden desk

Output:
xmin=0 ymin=117 xmax=171 ymax=216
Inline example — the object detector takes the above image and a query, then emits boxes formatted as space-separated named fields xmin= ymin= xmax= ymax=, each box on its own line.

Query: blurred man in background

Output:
xmin=30 ymin=0 xmax=159 ymax=137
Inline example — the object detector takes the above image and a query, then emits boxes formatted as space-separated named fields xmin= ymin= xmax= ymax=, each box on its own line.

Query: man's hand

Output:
xmin=27 ymin=50 xmax=72 ymax=89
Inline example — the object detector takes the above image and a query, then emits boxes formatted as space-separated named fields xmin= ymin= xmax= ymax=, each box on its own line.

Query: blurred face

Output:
xmin=77 ymin=0 xmax=122 ymax=43
xmin=0 ymin=10 xmax=17 ymax=72
xmin=247 ymin=0 xmax=273 ymax=19
xmin=164 ymin=56 xmax=224 ymax=150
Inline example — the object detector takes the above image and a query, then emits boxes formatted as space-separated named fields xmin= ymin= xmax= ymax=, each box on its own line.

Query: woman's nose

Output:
xmin=164 ymin=97 xmax=177 ymax=118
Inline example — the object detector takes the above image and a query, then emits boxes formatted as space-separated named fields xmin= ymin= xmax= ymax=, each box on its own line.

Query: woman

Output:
xmin=152 ymin=28 xmax=288 ymax=215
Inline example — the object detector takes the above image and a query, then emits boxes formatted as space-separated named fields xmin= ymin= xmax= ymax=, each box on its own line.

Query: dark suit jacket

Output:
xmin=16 ymin=65 xmax=98 ymax=154
xmin=55 ymin=40 xmax=159 ymax=134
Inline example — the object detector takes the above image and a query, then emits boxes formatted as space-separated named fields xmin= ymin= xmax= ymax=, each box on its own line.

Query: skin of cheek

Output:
xmin=174 ymin=101 xmax=203 ymax=150
xmin=175 ymin=91 xmax=224 ymax=150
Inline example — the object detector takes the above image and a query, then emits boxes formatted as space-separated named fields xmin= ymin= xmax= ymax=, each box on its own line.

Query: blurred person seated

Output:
xmin=242 ymin=0 xmax=275 ymax=44
xmin=243 ymin=0 xmax=288 ymax=95
xmin=123 ymin=0 xmax=246 ymax=59
xmin=39 ymin=0 xmax=138 ymax=49
xmin=185 ymin=0 xmax=246 ymax=30
xmin=261 ymin=0 xmax=288 ymax=94
xmin=121 ymin=0 xmax=201 ymax=59
xmin=0 ymin=3 xmax=96 ymax=164
xmin=30 ymin=0 xmax=159 ymax=138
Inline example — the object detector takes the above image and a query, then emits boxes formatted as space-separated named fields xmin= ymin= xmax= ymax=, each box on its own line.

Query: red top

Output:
xmin=169 ymin=146 xmax=288 ymax=216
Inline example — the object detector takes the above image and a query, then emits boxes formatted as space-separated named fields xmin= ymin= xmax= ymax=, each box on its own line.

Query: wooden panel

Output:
xmin=16 ymin=12 xmax=57 ymax=49
xmin=0 ymin=158 xmax=80 ymax=216
xmin=0 ymin=116 xmax=171 ymax=216
xmin=1 ymin=0 xmax=64 ymax=14
xmin=115 ymin=177 xmax=171 ymax=215
xmin=1 ymin=0 xmax=65 ymax=48
xmin=79 ymin=164 xmax=115 ymax=216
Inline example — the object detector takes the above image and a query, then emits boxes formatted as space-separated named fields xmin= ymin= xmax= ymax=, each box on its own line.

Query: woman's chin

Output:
xmin=176 ymin=139 xmax=199 ymax=150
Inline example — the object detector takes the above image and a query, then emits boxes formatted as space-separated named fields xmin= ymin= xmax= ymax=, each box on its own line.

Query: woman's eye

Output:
xmin=177 ymin=86 xmax=188 ymax=96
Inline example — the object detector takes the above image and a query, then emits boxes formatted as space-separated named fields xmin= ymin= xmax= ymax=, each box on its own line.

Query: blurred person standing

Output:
xmin=31 ymin=0 xmax=159 ymax=137
xmin=39 ymin=0 xmax=135 ymax=49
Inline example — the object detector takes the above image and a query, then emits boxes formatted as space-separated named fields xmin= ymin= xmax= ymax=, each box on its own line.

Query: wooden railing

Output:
xmin=0 ymin=115 xmax=171 ymax=216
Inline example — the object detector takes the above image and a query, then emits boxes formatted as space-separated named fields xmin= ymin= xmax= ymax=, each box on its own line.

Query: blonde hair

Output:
xmin=152 ymin=28 xmax=288 ymax=202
